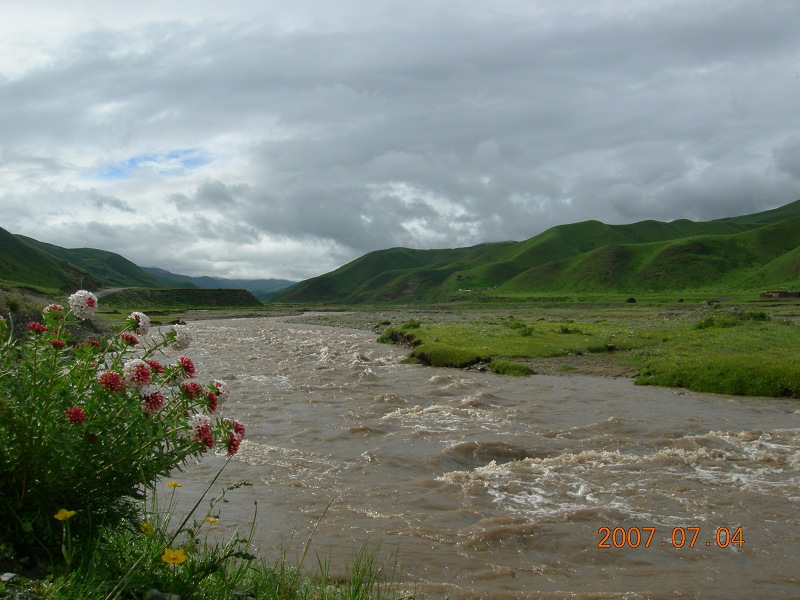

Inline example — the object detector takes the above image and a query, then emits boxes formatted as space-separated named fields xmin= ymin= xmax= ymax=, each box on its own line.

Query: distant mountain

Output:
xmin=0 ymin=227 xmax=98 ymax=292
xmin=142 ymin=267 xmax=295 ymax=301
xmin=276 ymin=199 xmax=800 ymax=303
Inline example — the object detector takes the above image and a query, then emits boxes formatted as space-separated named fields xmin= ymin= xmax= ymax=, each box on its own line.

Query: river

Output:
xmin=165 ymin=316 xmax=800 ymax=599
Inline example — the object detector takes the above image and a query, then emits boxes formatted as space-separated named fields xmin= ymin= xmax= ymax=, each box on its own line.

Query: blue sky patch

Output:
xmin=96 ymin=148 xmax=210 ymax=181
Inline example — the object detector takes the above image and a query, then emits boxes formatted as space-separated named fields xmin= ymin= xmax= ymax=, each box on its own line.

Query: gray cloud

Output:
xmin=1 ymin=0 xmax=799 ymax=280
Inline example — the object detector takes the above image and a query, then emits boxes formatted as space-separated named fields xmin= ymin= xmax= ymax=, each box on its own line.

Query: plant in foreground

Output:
xmin=0 ymin=291 xmax=246 ymax=565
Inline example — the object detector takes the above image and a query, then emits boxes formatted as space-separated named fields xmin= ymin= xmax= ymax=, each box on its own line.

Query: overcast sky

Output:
xmin=1 ymin=1 xmax=799 ymax=281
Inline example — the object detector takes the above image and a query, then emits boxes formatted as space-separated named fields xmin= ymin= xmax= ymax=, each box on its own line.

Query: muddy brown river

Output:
xmin=165 ymin=316 xmax=799 ymax=599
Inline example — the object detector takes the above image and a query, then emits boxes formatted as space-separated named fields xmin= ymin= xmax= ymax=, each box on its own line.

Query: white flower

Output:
xmin=128 ymin=311 xmax=151 ymax=336
xmin=170 ymin=324 xmax=193 ymax=350
xmin=213 ymin=379 xmax=230 ymax=401
xmin=68 ymin=290 xmax=97 ymax=319
xmin=191 ymin=413 xmax=211 ymax=430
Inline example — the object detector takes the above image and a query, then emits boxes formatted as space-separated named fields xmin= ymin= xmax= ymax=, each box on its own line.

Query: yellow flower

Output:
xmin=204 ymin=516 xmax=219 ymax=524
xmin=165 ymin=481 xmax=183 ymax=488
xmin=140 ymin=522 xmax=154 ymax=535
xmin=161 ymin=548 xmax=187 ymax=564
xmin=54 ymin=509 xmax=76 ymax=521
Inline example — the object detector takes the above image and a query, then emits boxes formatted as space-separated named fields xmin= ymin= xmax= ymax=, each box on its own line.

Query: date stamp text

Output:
xmin=598 ymin=526 xmax=744 ymax=549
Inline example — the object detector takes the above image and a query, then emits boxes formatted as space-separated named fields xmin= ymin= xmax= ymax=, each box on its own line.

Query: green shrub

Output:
xmin=411 ymin=345 xmax=489 ymax=369
xmin=558 ymin=325 xmax=582 ymax=334
xmin=742 ymin=310 xmax=770 ymax=321
xmin=0 ymin=292 xmax=246 ymax=563
xmin=377 ymin=327 xmax=420 ymax=346
xmin=695 ymin=308 xmax=770 ymax=330
xmin=489 ymin=360 xmax=532 ymax=376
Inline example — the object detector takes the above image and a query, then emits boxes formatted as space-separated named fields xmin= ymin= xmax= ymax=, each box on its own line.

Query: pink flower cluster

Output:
xmin=191 ymin=414 xmax=214 ymax=449
xmin=177 ymin=356 xmax=195 ymax=378
xmin=207 ymin=391 xmax=218 ymax=414
xmin=181 ymin=381 xmax=203 ymax=400
xmin=64 ymin=406 xmax=87 ymax=424
xmin=98 ymin=370 xmax=126 ymax=392
xmin=27 ymin=322 xmax=48 ymax=334
xmin=123 ymin=359 xmax=152 ymax=389
xmin=225 ymin=419 xmax=246 ymax=455
xmin=120 ymin=332 xmax=139 ymax=346
xmin=140 ymin=385 xmax=166 ymax=413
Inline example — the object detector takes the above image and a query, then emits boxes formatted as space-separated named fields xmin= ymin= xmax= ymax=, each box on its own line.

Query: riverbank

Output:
xmin=133 ymin=316 xmax=800 ymax=599
xmin=284 ymin=309 xmax=641 ymax=378
xmin=279 ymin=302 xmax=800 ymax=397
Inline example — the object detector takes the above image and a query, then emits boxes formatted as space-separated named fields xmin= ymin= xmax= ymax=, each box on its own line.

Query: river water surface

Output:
xmin=169 ymin=316 xmax=799 ymax=599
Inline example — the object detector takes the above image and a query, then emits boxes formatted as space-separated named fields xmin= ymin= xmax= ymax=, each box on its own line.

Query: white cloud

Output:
xmin=1 ymin=0 xmax=799 ymax=281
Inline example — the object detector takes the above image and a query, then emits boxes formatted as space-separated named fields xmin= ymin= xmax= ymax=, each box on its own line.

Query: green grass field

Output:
xmin=376 ymin=301 xmax=800 ymax=398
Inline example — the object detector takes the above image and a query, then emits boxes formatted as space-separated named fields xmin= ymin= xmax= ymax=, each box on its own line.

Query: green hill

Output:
xmin=0 ymin=231 xmax=266 ymax=309
xmin=17 ymin=236 xmax=165 ymax=289
xmin=277 ymin=199 xmax=800 ymax=303
xmin=97 ymin=287 xmax=263 ymax=310
xmin=0 ymin=227 xmax=97 ymax=292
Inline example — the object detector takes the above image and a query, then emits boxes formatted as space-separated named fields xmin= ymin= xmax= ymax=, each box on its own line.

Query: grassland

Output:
xmin=287 ymin=298 xmax=800 ymax=399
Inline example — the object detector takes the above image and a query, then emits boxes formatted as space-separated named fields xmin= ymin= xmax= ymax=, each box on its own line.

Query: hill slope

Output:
xmin=17 ymin=236 xmax=165 ymax=289
xmin=277 ymin=199 xmax=800 ymax=303
xmin=2 ymin=232 xmax=272 ymax=309
xmin=0 ymin=228 xmax=97 ymax=291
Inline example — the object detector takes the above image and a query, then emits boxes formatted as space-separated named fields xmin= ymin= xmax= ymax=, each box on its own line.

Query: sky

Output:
xmin=1 ymin=0 xmax=799 ymax=281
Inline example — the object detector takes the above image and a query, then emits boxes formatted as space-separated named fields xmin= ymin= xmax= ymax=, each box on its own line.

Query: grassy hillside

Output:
xmin=279 ymin=243 xmax=514 ymax=302
xmin=0 ymin=227 xmax=97 ymax=292
xmin=98 ymin=287 xmax=263 ymax=310
xmin=497 ymin=217 xmax=800 ymax=294
xmin=1 ymin=231 xmax=275 ymax=312
xmin=17 ymin=236 xmax=164 ymax=289
xmin=277 ymin=200 xmax=800 ymax=303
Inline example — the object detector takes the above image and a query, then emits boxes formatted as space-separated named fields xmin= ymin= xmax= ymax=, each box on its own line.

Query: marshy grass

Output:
xmin=377 ymin=303 xmax=800 ymax=397
xmin=634 ymin=312 xmax=800 ymax=397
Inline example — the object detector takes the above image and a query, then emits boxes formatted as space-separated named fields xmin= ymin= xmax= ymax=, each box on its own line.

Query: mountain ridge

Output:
xmin=2 ymin=230 xmax=294 ymax=300
xmin=276 ymin=199 xmax=800 ymax=303
xmin=3 ymin=199 xmax=799 ymax=303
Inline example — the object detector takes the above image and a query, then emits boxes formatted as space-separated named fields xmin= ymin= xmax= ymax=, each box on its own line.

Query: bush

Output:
xmin=695 ymin=309 xmax=770 ymax=330
xmin=377 ymin=327 xmax=420 ymax=347
xmin=489 ymin=360 xmax=532 ymax=376
xmin=0 ymin=291 xmax=246 ymax=563
xmin=558 ymin=325 xmax=582 ymax=334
